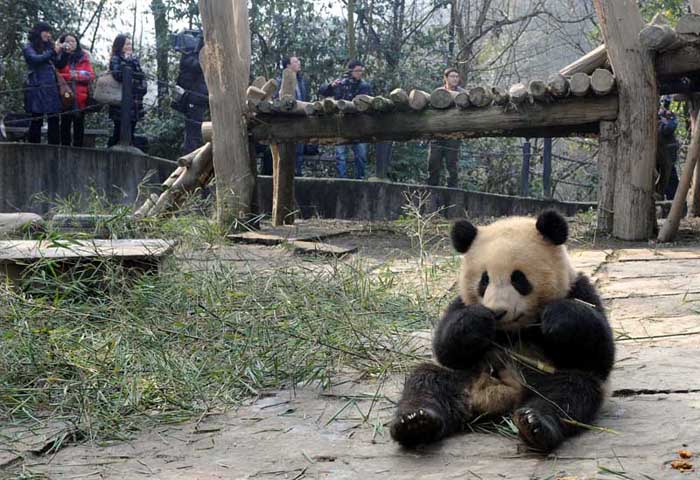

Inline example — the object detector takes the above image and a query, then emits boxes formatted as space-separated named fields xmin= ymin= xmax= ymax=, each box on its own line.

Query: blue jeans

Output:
xmin=335 ymin=143 xmax=367 ymax=179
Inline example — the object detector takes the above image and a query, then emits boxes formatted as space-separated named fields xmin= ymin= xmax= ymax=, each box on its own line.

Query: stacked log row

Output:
xmin=234 ymin=70 xmax=617 ymax=121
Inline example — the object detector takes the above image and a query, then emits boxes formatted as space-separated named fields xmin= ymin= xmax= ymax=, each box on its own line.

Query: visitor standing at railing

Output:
xmin=107 ymin=34 xmax=147 ymax=147
xmin=173 ymin=31 xmax=208 ymax=155
xmin=56 ymin=33 xmax=94 ymax=148
xmin=319 ymin=60 xmax=371 ymax=179
xmin=427 ymin=68 xmax=465 ymax=188
xmin=22 ymin=22 xmax=67 ymax=145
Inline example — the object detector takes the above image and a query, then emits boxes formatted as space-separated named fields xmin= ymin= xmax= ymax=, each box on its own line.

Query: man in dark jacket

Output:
xmin=657 ymin=95 xmax=679 ymax=200
xmin=319 ymin=60 xmax=371 ymax=179
xmin=175 ymin=32 xmax=208 ymax=155
xmin=427 ymin=68 xmax=465 ymax=187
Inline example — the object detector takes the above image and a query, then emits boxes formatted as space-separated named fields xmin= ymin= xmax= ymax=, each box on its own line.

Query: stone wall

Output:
xmin=0 ymin=143 xmax=175 ymax=214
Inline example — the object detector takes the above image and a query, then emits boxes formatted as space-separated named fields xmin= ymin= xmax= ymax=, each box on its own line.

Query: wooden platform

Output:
xmin=0 ymin=239 xmax=176 ymax=263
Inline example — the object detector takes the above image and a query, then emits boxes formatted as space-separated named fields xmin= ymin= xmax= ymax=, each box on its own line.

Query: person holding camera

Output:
xmin=173 ymin=31 xmax=208 ymax=155
xmin=107 ymin=34 xmax=147 ymax=147
xmin=56 ymin=33 xmax=95 ymax=147
xmin=319 ymin=60 xmax=371 ymax=179
xmin=22 ymin=22 xmax=67 ymax=144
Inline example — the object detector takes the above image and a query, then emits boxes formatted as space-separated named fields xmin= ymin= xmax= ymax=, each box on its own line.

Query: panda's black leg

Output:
xmin=390 ymin=362 xmax=472 ymax=447
xmin=513 ymin=371 xmax=604 ymax=453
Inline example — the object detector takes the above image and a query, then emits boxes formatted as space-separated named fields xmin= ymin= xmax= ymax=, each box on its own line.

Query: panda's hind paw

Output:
xmin=513 ymin=407 xmax=563 ymax=453
xmin=390 ymin=407 xmax=444 ymax=447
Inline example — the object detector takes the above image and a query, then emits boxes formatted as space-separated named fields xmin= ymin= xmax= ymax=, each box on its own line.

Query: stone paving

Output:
xmin=3 ymin=240 xmax=700 ymax=479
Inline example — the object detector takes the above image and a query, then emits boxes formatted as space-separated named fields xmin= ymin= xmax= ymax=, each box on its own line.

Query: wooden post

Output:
xmin=199 ymin=0 xmax=255 ymax=229
xmin=272 ymin=68 xmax=298 ymax=226
xmin=597 ymin=121 xmax=617 ymax=233
xmin=687 ymin=1 xmax=700 ymax=217
xmin=542 ymin=137 xmax=552 ymax=198
xmin=594 ymin=0 xmax=658 ymax=240
xmin=521 ymin=139 xmax=531 ymax=197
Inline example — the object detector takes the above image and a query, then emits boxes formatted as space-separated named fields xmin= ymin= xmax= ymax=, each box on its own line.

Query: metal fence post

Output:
xmin=119 ymin=63 xmax=134 ymax=147
xmin=521 ymin=138 xmax=531 ymax=197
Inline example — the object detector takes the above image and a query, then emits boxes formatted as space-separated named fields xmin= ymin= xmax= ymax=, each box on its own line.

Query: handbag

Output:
xmin=54 ymin=69 xmax=75 ymax=110
xmin=93 ymin=72 xmax=122 ymax=106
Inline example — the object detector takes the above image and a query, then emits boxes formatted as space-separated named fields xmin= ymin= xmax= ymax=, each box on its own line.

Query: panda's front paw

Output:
xmin=513 ymin=407 xmax=563 ymax=453
xmin=390 ymin=407 xmax=445 ymax=448
xmin=540 ymin=299 xmax=584 ymax=338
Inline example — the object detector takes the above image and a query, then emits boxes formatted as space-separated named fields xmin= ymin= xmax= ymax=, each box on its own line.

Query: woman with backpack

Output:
xmin=107 ymin=34 xmax=147 ymax=147
xmin=22 ymin=22 xmax=66 ymax=144
xmin=56 ymin=33 xmax=95 ymax=147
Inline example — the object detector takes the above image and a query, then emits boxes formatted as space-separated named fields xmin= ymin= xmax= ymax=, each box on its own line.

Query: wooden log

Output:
xmin=430 ymin=88 xmax=457 ymax=109
xmin=371 ymin=96 xmax=395 ymax=112
xmin=569 ymin=72 xmax=591 ymax=97
xmin=597 ymin=121 xmax=617 ymax=233
xmin=163 ymin=166 xmax=185 ymax=187
xmin=271 ymin=98 xmax=282 ymax=112
xmin=547 ymin=74 xmax=570 ymax=98
xmin=322 ymin=97 xmax=338 ymax=114
xmin=508 ymin=83 xmax=529 ymax=104
xmin=281 ymin=101 xmax=311 ymax=116
xmin=590 ymin=68 xmax=615 ymax=95
xmin=202 ymin=121 xmax=212 ymax=143
xmin=559 ymin=44 xmax=608 ymax=76
xmin=639 ymin=23 xmax=678 ymax=51
xmin=251 ymin=76 xmax=266 ymax=89
xmin=279 ymin=94 xmax=297 ymax=112
xmin=251 ymin=95 xmax=618 ymax=144
xmin=676 ymin=14 xmax=700 ymax=35
xmin=134 ymin=193 xmax=160 ymax=218
xmin=528 ymin=80 xmax=548 ymax=101
xmin=658 ymin=110 xmax=700 ymax=242
xmin=246 ymin=98 xmax=259 ymax=112
xmin=353 ymin=94 xmax=374 ymax=112
xmin=454 ymin=91 xmax=470 ymax=109
xmin=389 ymin=88 xmax=410 ymax=109
xmin=311 ymin=101 xmax=325 ymax=115
xmin=490 ymin=86 xmax=509 ymax=105
xmin=261 ymin=79 xmax=278 ymax=100
xmin=408 ymin=89 xmax=430 ymax=111
xmin=594 ymin=0 xmax=658 ymax=240
xmin=303 ymin=102 xmax=318 ymax=115
xmin=177 ymin=145 xmax=204 ymax=168
xmin=246 ymin=86 xmax=267 ymax=102
xmin=468 ymin=86 xmax=492 ymax=107
xmin=272 ymin=68 xmax=298 ymax=226
xmin=336 ymin=99 xmax=358 ymax=114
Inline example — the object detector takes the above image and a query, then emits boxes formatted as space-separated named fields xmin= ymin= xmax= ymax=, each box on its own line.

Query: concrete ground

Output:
xmin=2 ymin=221 xmax=700 ymax=480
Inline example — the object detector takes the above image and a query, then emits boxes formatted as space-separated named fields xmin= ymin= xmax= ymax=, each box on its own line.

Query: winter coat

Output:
xmin=318 ymin=75 xmax=371 ymax=101
xmin=57 ymin=50 xmax=95 ymax=111
xmin=108 ymin=54 xmax=148 ymax=122
xmin=177 ymin=49 xmax=208 ymax=106
xmin=274 ymin=72 xmax=310 ymax=102
xmin=23 ymin=42 xmax=66 ymax=114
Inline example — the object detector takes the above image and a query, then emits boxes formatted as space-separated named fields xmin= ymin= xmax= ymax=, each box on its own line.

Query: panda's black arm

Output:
xmin=432 ymin=297 xmax=496 ymax=370
xmin=540 ymin=274 xmax=615 ymax=379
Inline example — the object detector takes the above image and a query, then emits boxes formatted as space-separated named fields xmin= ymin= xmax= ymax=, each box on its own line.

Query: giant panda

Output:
xmin=390 ymin=210 xmax=615 ymax=452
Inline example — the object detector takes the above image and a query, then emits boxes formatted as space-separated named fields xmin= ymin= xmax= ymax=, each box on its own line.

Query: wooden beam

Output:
xmin=594 ymin=0 xmax=657 ymax=240
xmin=199 ymin=0 xmax=255 ymax=228
xmin=559 ymin=44 xmax=608 ymax=76
xmin=250 ymin=96 xmax=618 ymax=144
xmin=272 ymin=68 xmax=298 ymax=226
xmin=597 ymin=121 xmax=617 ymax=233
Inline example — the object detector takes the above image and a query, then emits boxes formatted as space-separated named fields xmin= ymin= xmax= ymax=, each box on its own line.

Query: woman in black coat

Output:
xmin=22 ymin=22 xmax=67 ymax=144
xmin=107 ymin=34 xmax=147 ymax=147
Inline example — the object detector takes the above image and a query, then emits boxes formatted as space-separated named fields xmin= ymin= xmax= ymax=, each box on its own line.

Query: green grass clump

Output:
xmin=0 ymin=254 xmax=431 ymax=440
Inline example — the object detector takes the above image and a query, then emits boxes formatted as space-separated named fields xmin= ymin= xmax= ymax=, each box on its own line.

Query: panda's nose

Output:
xmin=493 ymin=309 xmax=507 ymax=321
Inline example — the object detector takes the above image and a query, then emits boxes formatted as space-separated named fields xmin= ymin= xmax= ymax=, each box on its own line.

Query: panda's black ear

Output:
xmin=451 ymin=220 xmax=478 ymax=253
xmin=536 ymin=210 xmax=568 ymax=245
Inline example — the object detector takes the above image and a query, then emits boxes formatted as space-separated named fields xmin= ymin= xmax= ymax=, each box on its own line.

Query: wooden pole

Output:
xmin=272 ymin=67 xmax=298 ymax=226
xmin=521 ymin=139 xmax=531 ymax=196
xmin=542 ymin=137 xmax=552 ymax=198
xmin=597 ymin=121 xmax=617 ymax=233
xmin=594 ymin=0 xmax=658 ymax=240
xmin=658 ymin=112 xmax=700 ymax=242
xmin=199 ymin=0 xmax=255 ymax=229
xmin=687 ymin=2 xmax=700 ymax=217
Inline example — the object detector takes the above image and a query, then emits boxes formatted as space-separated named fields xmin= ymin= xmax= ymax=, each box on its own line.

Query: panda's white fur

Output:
xmin=458 ymin=216 xmax=577 ymax=331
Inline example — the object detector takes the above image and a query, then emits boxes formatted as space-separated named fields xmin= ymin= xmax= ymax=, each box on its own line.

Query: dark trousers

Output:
xmin=428 ymin=141 xmax=460 ymax=187
xmin=60 ymin=112 xmax=85 ymax=147
xmin=28 ymin=114 xmax=60 ymax=145
xmin=108 ymin=121 xmax=137 ymax=147
xmin=183 ymin=103 xmax=207 ymax=155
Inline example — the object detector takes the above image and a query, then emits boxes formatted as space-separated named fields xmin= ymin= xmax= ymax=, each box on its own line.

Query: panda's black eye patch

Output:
xmin=478 ymin=271 xmax=489 ymax=297
xmin=511 ymin=270 xmax=532 ymax=296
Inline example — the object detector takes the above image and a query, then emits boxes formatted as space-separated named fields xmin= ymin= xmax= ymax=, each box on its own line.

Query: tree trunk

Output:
xmin=199 ymin=0 xmax=255 ymax=229
xmin=347 ymin=0 xmax=356 ymax=60
xmin=687 ymin=1 xmax=700 ymax=217
xmin=593 ymin=0 xmax=657 ymax=240
xmin=151 ymin=0 xmax=169 ymax=113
